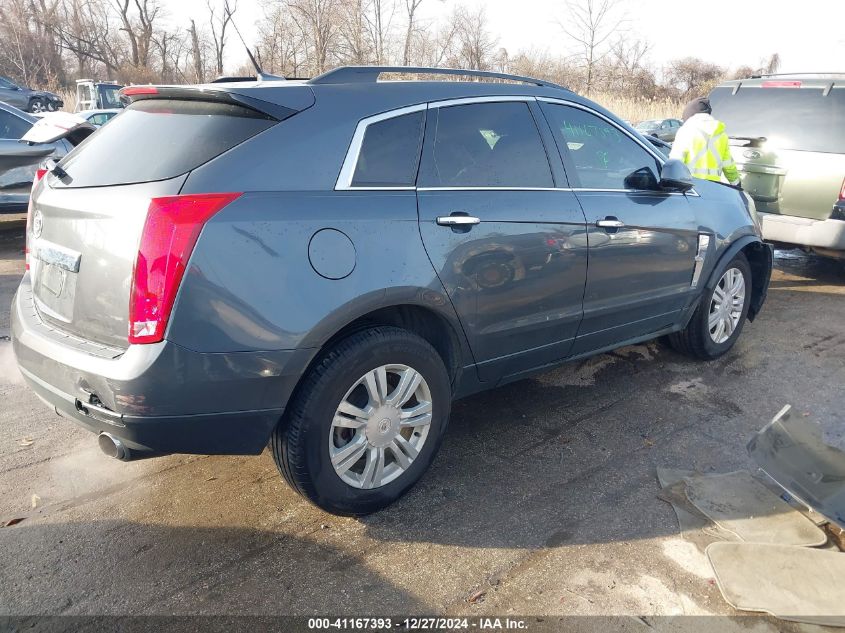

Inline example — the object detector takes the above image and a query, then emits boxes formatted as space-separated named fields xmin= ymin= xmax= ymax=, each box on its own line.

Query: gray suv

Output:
xmin=12 ymin=67 xmax=772 ymax=515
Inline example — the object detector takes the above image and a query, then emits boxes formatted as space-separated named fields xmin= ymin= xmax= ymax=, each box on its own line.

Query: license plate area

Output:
xmin=31 ymin=239 xmax=81 ymax=324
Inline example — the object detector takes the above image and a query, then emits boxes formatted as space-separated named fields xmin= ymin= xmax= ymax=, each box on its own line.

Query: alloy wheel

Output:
xmin=329 ymin=364 xmax=433 ymax=489
xmin=708 ymin=267 xmax=745 ymax=344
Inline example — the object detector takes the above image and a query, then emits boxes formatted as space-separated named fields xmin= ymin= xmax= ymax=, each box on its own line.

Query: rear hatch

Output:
xmin=28 ymin=88 xmax=298 ymax=350
xmin=710 ymin=80 xmax=845 ymax=220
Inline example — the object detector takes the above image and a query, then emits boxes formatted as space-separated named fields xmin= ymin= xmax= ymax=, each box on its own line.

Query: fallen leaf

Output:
xmin=18 ymin=438 xmax=33 ymax=447
xmin=2 ymin=518 xmax=25 ymax=527
xmin=31 ymin=494 xmax=41 ymax=509
xmin=643 ymin=438 xmax=655 ymax=447
xmin=467 ymin=589 xmax=486 ymax=604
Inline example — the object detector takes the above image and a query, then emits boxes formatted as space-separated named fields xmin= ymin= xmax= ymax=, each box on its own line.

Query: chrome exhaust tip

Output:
xmin=98 ymin=432 xmax=131 ymax=461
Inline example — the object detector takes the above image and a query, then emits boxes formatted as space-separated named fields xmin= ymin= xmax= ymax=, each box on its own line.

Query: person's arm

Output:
xmin=668 ymin=129 xmax=687 ymax=162
xmin=717 ymin=132 xmax=740 ymax=185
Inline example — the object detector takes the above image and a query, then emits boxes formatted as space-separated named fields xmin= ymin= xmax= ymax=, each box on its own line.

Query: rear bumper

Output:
xmin=760 ymin=212 xmax=845 ymax=251
xmin=11 ymin=276 xmax=314 ymax=455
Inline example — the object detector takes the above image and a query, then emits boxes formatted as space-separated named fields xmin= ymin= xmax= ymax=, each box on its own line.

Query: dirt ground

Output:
xmin=1 ymin=228 xmax=843 ymax=629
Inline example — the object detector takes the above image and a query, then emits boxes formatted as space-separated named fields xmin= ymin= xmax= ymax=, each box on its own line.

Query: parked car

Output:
xmin=0 ymin=76 xmax=64 ymax=113
xmin=709 ymin=73 xmax=845 ymax=259
xmin=635 ymin=118 xmax=682 ymax=142
xmin=76 ymin=108 xmax=121 ymax=127
xmin=75 ymin=79 xmax=123 ymax=111
xmin=12 ymin=67 xmax=772 ymax=515
xmin=0 ymin=103 xmax=77 ymax=212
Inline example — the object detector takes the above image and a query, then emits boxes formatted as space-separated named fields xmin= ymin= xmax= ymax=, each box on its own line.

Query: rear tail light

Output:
xmin=25 ymin=168 xmax=49 ymax=270
xmin=120 ymin=86 xmax=159 ymax=97
xmin=839 ymin=178 xmax=845 ymax=202
xmin=761 ymin=80 xmax=802 ymax=88
xmin=128 ymin=192 xmax=242 ymax=344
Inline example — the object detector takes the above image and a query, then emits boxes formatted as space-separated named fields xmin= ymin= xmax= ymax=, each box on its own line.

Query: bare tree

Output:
xmin=559 ymin=0 xmax=625 ymax=92
xmin=288 ymin=0 xmax=341 ymax=74
xmin=453 ymin=6 xmax=497 ymax=70
xmin=207 ymin=0 xmax=235 ymax=77
xmin=402 ymin=0 xmax=423 ymax=66
xmin=664 ymin=56 xmax=724 ymax=100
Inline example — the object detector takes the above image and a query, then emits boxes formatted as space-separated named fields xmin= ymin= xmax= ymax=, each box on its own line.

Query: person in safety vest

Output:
xmin=669 ymin=97 xmax=740 ymax=186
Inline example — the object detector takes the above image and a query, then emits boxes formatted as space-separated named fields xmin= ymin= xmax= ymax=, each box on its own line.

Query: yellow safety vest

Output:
xmin=670 ymin=115 xmax=740 ymax=185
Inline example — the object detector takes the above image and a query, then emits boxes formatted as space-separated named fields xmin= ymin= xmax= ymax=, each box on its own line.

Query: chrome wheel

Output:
xmin=329 ymin=364 xmax=433 ymax=489
xmin=708 ymin=267 xmax=745 ymax=344
xmin=29 ymin=99 xmax=46 ymax=113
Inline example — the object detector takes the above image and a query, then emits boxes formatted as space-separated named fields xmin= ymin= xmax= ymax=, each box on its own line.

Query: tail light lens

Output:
xmin=25 ymin=168 xmax=49 ymax=270
xmin=128 ymin=192 xmax=242 ymax=344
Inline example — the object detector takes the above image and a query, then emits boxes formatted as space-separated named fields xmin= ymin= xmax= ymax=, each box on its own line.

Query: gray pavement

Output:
xmin=1 ymin=228 xmax=843 ymax=627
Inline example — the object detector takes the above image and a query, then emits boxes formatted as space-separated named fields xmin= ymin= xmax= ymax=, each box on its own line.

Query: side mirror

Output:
xmin=659 ymin=159 xmax=694 ymax=193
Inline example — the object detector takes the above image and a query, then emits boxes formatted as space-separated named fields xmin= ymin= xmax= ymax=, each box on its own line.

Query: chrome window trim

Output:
xmin=427 ymin=95 xmax=534 ymax=109
xmin=335 ymin=103 xmax=428 ymax=191
xmin=418 ymin=186 xmax=569 ymax=192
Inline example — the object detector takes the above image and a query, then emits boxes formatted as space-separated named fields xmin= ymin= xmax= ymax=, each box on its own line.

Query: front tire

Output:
xmin=28 ymin=97 xmax=46 ymax=113
xmin=272 ymin=327 xmax=452 ymax=516
xmin=669 ymin=252 xmax=752 ymax=360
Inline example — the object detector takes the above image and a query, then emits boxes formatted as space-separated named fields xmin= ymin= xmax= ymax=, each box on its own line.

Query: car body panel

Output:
xmin=748 ymin=405 xmax=845 ymax=529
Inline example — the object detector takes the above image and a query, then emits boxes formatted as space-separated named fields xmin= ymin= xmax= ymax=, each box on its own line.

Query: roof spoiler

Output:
xmin=118 ymin=85 xmax=298 ymax=120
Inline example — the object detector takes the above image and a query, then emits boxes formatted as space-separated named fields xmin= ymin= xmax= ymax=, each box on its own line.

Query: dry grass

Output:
xmin=586 ymin=92 xmax=683 ymax=123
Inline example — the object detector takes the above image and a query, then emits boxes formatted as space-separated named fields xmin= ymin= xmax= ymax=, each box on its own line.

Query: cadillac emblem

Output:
xmin=32 ymin=209 xmax=44 ymax=239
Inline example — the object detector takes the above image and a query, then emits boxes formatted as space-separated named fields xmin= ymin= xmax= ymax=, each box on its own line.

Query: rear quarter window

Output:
xmin=58 ymin=99 xmax=277 ymax=187
xmin=709 ymin=85 xmax=845 ymax=154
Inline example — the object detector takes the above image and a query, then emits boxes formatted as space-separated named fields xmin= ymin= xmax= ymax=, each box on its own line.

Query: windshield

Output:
xmin=709 ymin=85 xmax=845 ymax=154
xmin=98 ymin=85 xmax=123 ymax=109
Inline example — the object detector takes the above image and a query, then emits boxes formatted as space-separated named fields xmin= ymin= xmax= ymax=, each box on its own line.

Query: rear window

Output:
xmin=59 ymin=99 xmax=277 ymax=187
xmin=709 ymin=86 xmax=845 ymax=154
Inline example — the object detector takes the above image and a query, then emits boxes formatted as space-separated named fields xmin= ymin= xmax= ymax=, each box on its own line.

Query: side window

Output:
xmin=421 ymin=101 xmax=553 ymax=188
xmin=544 ymin=104 xmax=660 ymax=190
xmin=0 ymin=111 xmax=31 ymax=139
xmin=351 ymin=110 xmax=424 ymax=187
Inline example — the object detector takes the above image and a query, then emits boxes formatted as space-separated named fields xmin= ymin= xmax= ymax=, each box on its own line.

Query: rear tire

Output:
xmin=271 ymin=326 xmax=452 ymax=516
xmin=669 ymin=252 xmax=752 ymax=360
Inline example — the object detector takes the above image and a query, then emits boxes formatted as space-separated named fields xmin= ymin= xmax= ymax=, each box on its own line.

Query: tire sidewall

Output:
xmin=297 ymin=331 xmax=451 ymax=514
xmin=698 ymin=254 xmax=752 ymax=357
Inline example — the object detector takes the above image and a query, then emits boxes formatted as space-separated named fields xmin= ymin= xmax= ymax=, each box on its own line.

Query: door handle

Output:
xmin=596 ymin=217 xmax=625 ymax=229
xmin=437 ymin=215 xmax=481 ymax=227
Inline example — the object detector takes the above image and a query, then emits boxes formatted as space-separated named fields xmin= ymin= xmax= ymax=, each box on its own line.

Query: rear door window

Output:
xmin=351 ymin=110 xmax=424 ymax=187
xmin=0 ymin=109 xmax=32 ymax=139
xmin=419 ymin=101 xmax=553 ymax=188
xmin=58 ymin=99 xmax=277 ymax=188
xmin=709 ymin=86 xmax=845 ymax=154
xmin=544 ymin=104 xmax=660 ymax=190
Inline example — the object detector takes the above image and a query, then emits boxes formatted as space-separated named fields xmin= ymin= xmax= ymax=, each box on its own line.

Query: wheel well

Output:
xmin=741 ymin=241 xmax=771 ymax=321
xmin=319 ymin=305 xmax=463 ymax=386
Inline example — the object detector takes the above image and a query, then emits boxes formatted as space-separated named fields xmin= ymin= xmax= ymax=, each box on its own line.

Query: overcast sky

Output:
xmin=169 ymin=0 xmax=845 ymax=75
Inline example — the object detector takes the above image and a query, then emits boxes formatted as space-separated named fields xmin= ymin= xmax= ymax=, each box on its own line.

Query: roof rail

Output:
xmin=749 ymin=72 xmax=845 ymax=78
xmin=308 ymin=66 xmax=569 ymax=91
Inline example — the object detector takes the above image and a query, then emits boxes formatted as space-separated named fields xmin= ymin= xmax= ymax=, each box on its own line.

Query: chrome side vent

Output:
xmin=691 ymin=234 xmax=711 ymax=288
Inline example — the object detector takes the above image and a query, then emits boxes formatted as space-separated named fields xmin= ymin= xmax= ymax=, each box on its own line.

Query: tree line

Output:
xmin=0 ymin=0 xmax=780 ymax=101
